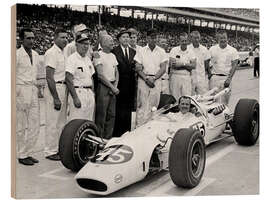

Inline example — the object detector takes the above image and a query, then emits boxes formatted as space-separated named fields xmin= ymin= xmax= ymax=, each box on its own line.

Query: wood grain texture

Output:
xmin=11 ymin=4 xmax=17 ymax=199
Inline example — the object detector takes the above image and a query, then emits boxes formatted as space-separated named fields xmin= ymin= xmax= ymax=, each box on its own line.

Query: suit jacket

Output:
xmin=112 ymin=45 xmax=136 ymax=109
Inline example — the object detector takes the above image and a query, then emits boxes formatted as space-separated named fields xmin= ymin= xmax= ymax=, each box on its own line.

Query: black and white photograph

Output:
xmin=11 ymin=1 xmax=261 ymax=199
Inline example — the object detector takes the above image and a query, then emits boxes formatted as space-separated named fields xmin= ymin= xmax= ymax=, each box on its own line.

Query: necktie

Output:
xmin=124 ymin=47 xmax=128 ymax=61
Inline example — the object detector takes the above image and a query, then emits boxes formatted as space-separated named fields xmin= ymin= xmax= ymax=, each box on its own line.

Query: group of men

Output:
xmin=16 ymin=23 xmax=239 ymax=166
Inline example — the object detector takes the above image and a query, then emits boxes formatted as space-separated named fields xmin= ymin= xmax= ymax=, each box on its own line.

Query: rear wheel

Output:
xmin=232 ymin=99 xmax=259 ymax=146
xmin=59 ymin=119 xmax=99 ymax=171
xmin=169 ymin=128 xmax=206 ymax=188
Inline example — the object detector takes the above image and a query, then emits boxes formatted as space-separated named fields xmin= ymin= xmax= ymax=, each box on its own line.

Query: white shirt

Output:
xmin=66 ymin=52 xmax=95 ymax=86
xmin=97 ymin=51 xmax=118 ymax=82
xmin=167 ymin=111 xmax=193 ymax=121
xmin=64 ymin=41 xmax=93 ymax=60
xmin=170 ymin=46 xmax=196 ymax=75
xmin=209 ymin=44 xmax=239 ymax=75
xmin=161 ymin=52 xmax=170 ymax=79
xmin=130 ymin=44 xmax=143 ymax=55
xmin=44 ymin=44 xmax=66 ymax=82
xmin=188 ymin=44 xmax=210 ymax=81
xmin=134 ymin=45 xmax=167 ymax=75
xmin=16 ymin=46 xmax=39 ymax=85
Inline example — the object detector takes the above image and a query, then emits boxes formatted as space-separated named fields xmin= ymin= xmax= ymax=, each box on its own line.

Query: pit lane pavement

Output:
xmin=15 ymin=68 xmax=259 ymax=198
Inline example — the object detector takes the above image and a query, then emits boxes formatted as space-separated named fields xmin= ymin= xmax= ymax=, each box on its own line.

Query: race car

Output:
xmin=58 ymin=88 xmax=259 ymax=195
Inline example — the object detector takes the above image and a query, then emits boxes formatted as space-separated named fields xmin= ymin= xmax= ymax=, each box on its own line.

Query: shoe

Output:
xmin=45 ymin=153 xmax=61 ymax=161
xmin=18 ymin=158 xmax=34 ymax=166
xmin=28 ymin=156 xmax=39 ymax=163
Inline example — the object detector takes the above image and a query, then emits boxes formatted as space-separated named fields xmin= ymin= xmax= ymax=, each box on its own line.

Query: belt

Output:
xmin=212 ymin=74 xmax=228 ymax=77
xmin=74 ymin=86 xmax=92 ymax=89
xmin=56 ymin=81 xmax=66 ymax=84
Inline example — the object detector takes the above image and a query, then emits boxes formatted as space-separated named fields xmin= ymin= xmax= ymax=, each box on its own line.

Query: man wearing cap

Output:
xmin=95 ymin=35 xmax=119 ymax=139
xmin=169 ymin=32 xmax=196 ymax=101
xmin=16 ymin=28 xmax=40 ymax=165
xmin=65 ymin=32 xmax=96 ymax=122
xmin=134 ymin=29 xmax=168 ymax=127
xmin=209 ymin=30 xmax=239 ymax=104
xmin=64 ymin=23 xmax=93 ymax=60
xmin=44 ymin=28 xmax=68 ymax=161
xmin=111 ymin=28 xmax=136 ymax=137
xmin=188 ymin=31 xmax=211 ymax=95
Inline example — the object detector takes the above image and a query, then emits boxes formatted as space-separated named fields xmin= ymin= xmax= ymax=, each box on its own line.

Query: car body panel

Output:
xmin=75 ymin=88 xmax=234 ymax=195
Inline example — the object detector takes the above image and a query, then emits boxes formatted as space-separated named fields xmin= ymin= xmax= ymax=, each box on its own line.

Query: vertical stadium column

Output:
xmin=151 ymin=12 xmax=154 ymax=28
xmin=131 ymin=8 xmax=134 ymax=18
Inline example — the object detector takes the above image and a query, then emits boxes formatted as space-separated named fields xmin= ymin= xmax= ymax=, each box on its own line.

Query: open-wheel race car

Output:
xmin=58 ymin=88 xmax=259 ymax=195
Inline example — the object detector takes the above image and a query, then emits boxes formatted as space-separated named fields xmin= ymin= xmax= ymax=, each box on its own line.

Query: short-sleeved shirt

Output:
xmin=188 ymin=44 xmax=210 ymax=81
xmin=134 ymin=45 xmax=168 ymax=75
xmin=170 ymin=46 xmax=196 ymax=75
xmin=66 ymin=52 xmax=95 ymax=87
xmin=44 ymin=44 xmax=66 ymax=82
xmin=64 ymin=41 xmax=93 ymax=60
xmin=97 ymin=51 xmax=118 ymax=82
xmin=130 ymin=44 xmax=143 ymax=55
xmin=16 ymin=46 xmax=39 ymax=85
xmin=209 ymin=44 xmax=239 ymax=75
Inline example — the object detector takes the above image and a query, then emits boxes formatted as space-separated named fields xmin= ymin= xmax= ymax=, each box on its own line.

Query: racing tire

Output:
xmin=232 ymin=99 xmax=259 ymax=146
xmin=169 ymin=128 xmax=206 ymax=188
xmin=158 ymin=94 xmax=176 ymax=109
xmin=59 ymin=119 xmax=99 ymax=171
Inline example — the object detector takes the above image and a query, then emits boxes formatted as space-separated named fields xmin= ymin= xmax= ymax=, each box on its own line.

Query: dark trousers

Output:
xmin=254 ymin=57 xmax=259 ymax=77
xmin=113 ymin=104 xmax=132 ymax=137
xmin=95 ymin=83 xmax=116 ymax=139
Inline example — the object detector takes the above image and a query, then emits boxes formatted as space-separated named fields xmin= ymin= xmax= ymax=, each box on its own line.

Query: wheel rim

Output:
xmin=77 ymin=128 xmax=98 ymax=164
xmin=190 ymin=140 xmax=205 ymax=178
xmin=251 ymin=108 xmax=259 ymax=140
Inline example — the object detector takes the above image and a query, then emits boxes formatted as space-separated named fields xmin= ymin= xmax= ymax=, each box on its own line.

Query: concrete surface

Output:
xmin=14 ymin=68 xmax=259 ymax=199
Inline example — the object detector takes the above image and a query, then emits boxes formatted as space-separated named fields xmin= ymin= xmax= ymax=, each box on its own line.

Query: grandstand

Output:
xmin=16 ymin=4 xmax=259 ymax=55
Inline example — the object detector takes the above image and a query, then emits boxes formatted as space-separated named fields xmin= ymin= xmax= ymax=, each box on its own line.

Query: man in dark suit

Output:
xmin=112 ymin=28 xmax=137 ymax=137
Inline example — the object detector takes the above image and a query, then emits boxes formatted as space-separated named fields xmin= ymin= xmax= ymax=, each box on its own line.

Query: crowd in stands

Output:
xmin=16 ymin=4 xmax=259 ymax=55
xmin=210 ymin=8 xmax=259 ymax=20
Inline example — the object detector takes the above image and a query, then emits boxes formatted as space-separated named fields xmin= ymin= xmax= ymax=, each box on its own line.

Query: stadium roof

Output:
xmin=192 ymin=8 xmax=259 ymax=24
xmin=124 ymin=6 xmax=259 ymax=28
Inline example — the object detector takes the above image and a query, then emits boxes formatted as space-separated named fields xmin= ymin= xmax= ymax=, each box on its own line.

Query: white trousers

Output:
xmin=136 ymin=78 xmax=161 ymax=127
xmin=16 ymin=84 xmax=40 ymax=159
xmin=169 ymin=74 xmax=192 ymax=101
xmin=161 ymin=79 xmax=170 ymax=94
xmin=209 ymin=75 xmax=232 ymax=105
xmin=191 ymin=76 xmax=207 ymax=96
xmin=44 ymin=84 xmax=67 ymax=156
xmin=68 ymin=88 xmax=95 ymax=122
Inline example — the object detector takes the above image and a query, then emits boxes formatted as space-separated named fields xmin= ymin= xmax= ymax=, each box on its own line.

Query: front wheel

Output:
xmin=169 ymin=128 xmax=206 ymax=188
xmin=59 ymin=119 xmax=99 ymax=171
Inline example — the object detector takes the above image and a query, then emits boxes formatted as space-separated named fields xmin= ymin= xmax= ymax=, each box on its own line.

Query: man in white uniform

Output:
xmin=16 ymin=28 xmax=40 ymax=165
xmin=134 ymin=29 xmax=168 ymax=127
xmin=64 ymin=23 xmax=93 ymax=59
xmin=209 ymin=30 xmax=239 ymax=104
xmin=188 ymin=31 xmax=211 ymax=95
xmin=158 ymin=36 xmax=170 ymax=94
xmin=169 ymin=32 xmax=196 ymax=101
xmin=95 ymin=35 xmax=119 ymax=139
xmin=44 ymin=28 xmax=68 ymax=160
xmin=66 ymin=33 xmax=96 ymax=121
